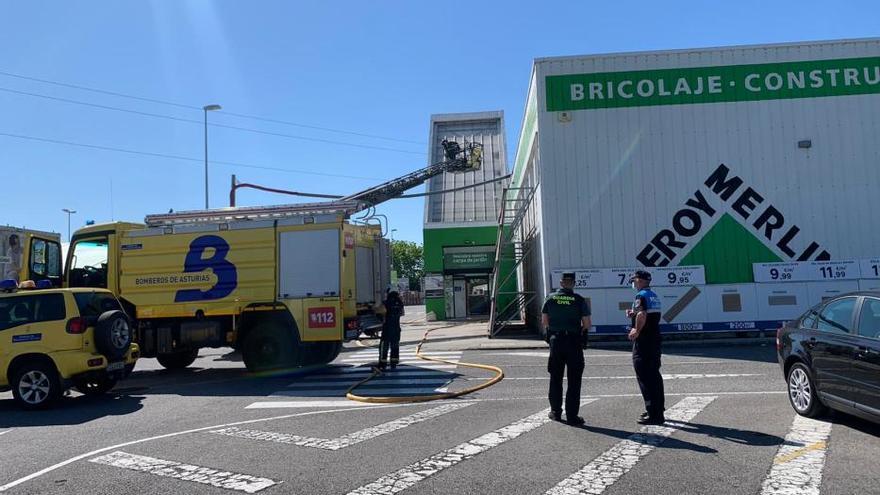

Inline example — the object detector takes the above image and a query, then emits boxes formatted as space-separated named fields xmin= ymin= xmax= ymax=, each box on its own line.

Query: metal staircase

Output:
xmin=488 ymin=186 xmax=537 ymax=337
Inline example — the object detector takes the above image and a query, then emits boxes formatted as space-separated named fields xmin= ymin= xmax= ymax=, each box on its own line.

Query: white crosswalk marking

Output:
xmin=89 ymin=451 xmax=279 ymax=493
xmin=346 ymin=400 xmax=599 ymax=495
xmin=244 ymin=350 xmax=463 ymax=408
xmin=211 ymin=402 xmax=472 ymax=450
xmin=760 ymin=415 xmax=832 ymax=495
xmin=545 ymin=396 xmax=717 ymax=495
xmin=340 ymin=349 xmax=462 ymax=365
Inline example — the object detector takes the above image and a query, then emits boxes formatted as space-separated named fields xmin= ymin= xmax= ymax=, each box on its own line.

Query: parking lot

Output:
xmin=1 ymin=329 xmax=878 ymax=495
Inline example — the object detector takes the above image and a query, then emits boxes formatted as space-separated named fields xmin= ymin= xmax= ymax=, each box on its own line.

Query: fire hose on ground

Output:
xmin=345 ymin=326 xmax=504 ymax=404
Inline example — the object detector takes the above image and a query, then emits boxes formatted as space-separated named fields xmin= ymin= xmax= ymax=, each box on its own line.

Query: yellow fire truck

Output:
xmin=1 ymin=227 xmax=63 ymax=287
xmin=63 ymin=140 xmax=481 ymax=371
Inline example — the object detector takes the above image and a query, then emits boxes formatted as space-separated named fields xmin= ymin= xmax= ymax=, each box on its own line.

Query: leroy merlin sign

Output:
xmin=546 ymin=56 xmax=880 ymax=111
xmin=637 ymin=163 xmax=831 ymax=284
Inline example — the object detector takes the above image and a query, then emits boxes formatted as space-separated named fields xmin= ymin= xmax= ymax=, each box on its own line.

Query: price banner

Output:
xmin=755 ymin=260 xmax=860 ymax=282
xmin=652 ymin=266 xmax=706 ymax=287
xmin=553 ymin=266 xmax=705 ymax=289
xmin=810 ymin=260 xmax=859 ymax=281
xmin=860 ymin=259 xmax=880 ymax=279
xmin=753 ymin=262 xmax=803 ymax=283
xmin=604 ymin=268 xmax=635 ymax=288
xmin=550 ymin=269 xmax=604 ymax=289
xmin=602 ymin=266 xmax=705 ymax=287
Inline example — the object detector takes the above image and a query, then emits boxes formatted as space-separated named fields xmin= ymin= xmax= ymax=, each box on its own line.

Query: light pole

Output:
xmin=61 ymin=208 xmax=76 ymax=242
xmin=203 ymin=104 xmax=222 ymax=209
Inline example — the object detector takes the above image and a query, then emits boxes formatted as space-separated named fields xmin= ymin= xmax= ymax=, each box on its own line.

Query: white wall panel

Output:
xmin=532 ymin=39 xmax=880 ymax=272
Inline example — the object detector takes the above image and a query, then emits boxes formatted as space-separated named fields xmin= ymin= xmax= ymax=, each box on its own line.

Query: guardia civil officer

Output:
xmin=542 ymin=272 xmax=592 ymax=426
xmin=626 ymin=270 xmax=666 ymax=425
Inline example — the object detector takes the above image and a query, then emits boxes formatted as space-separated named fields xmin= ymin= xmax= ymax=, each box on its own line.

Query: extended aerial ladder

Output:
xmin=146 ymin=140 xmax=483 ymax=227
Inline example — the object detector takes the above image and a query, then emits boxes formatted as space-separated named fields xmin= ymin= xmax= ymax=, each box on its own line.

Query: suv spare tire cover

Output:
xmin=95 ymin=310 xmax=132 ymax=360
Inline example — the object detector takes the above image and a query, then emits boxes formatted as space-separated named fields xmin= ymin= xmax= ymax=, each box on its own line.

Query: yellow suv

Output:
xmin=0 ymin=282 xmax=139 ymax=409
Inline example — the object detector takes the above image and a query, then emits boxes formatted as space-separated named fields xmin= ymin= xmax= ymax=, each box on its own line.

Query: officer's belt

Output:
xmin=548 ymin=328 xmax=582 ymax=337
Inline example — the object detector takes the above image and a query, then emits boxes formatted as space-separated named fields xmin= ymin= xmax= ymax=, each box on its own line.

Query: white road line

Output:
xmin=345 ymin=351 xmax=463 ymax=356
xmin=245 ymin=390 xmax=785 ymax=410
xmin=212 ymin=402 xmax=472 ymax=450
xmin=760 ymin=415 xmax=833 ymax=495
xmin=0 ymin=405 xmax=403 ymax=492
xmin=89 ymin=451 xmax=278 ymax=493
xmin=486 ymin=351 xmax=550 ymax=358
xmin=479 ymin=373 xmax=763 ymax=381
xmin=0 ymin=430 xmax=11 ymax=436
xmin=346 ymin=400 xmax=599 ymax=495
xmin=546 ymin=396 xmax=717 ymax=495
xmin=245 ymin=400 xmax=386 ymax=409
xmin=488 ymin=352 xmax=651 ymax=358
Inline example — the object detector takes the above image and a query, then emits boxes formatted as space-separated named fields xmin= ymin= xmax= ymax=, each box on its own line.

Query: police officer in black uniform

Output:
xmin=542 ymin=272 xmax=592 ymax=425
xmin=626 ymin=270 xmax=666 ymax=425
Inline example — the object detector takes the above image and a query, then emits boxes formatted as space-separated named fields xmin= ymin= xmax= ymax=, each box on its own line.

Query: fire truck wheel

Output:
xmin=156 ymin=349 xmax=199 ymax=370
xmin=243 ymin=324 xmax=297 ymax=372
xmin=299 ymin=342 xmax=342 ymax=366
xmin=323 ymin=342 xmax=342 ymax=363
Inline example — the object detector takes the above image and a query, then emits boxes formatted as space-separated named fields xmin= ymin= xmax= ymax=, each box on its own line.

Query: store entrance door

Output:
xmin=466 ymin=277 xmax=490 ymax=316
xmin=452 ymin=278 xmax=467 ymax=318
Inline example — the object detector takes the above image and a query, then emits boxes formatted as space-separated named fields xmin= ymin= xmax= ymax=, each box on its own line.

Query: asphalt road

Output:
xmin=1 ymin=341 xmax=878 ymax=495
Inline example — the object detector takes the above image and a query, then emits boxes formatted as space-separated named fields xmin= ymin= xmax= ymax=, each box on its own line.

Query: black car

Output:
xmin=777 ymin=292 xmax=880 ymax=423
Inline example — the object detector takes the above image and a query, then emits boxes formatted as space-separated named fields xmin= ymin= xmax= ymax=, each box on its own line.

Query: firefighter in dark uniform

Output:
xmin=626 ymin=270 xmax=666 ymax=425
xmin=542 ymin=272 xmax=592 ymax=426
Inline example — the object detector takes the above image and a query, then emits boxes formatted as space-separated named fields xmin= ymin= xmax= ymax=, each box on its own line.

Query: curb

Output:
xmin=425 ymin=337 xmax=775 ymax=352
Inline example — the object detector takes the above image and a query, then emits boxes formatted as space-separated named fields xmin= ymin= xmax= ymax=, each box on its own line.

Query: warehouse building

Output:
xmin=506 ymin=38 xmax=880 ymax=335
xmin=422 ymin=112 xmax=516 ymax=320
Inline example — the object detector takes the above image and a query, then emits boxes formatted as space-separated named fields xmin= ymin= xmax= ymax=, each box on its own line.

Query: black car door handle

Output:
xmin=856 ymin=347 xmax=876 ymax=359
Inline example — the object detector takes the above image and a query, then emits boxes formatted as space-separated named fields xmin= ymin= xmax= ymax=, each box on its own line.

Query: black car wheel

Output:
xmin=11 ymin=361 xmax=62 ymax=410
xmin=787 ymin=362 xmax=826 ymax=418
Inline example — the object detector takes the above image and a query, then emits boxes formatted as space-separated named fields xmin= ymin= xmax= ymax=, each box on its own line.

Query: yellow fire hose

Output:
xmin=345 ymin=326 xmax=504 ymax=404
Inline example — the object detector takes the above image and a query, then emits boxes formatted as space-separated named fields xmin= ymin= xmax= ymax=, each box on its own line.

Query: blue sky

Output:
xmin=2 ymin=1 xmax=877 ymax=243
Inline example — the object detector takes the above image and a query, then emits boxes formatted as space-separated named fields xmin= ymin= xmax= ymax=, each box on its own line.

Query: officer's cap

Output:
xmin=561 ymin=272 xmax=576 ymax=281
xmin=629 ymin=270 xmax=652 ymax=282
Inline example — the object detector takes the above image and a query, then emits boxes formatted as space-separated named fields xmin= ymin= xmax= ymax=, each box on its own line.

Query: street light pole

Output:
xmin=203 ymin=104 xmax=222 ymax=209
xmin=61 ymin=208 xmax=76 ymax=242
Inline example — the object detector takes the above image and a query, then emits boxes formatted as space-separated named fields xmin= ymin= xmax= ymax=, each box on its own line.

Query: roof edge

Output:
xmin=534 ymin=36 xmax=880 ymax=65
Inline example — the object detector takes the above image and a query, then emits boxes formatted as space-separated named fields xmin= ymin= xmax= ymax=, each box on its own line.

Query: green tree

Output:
xmin=391 ymin=240 xmax=424 ymax=291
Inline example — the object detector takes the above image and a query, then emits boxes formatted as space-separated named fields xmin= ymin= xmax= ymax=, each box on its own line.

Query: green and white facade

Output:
xmin=423 ymin=112 xmax=516 ymax=320
xmin=511 ymin=38 xmax=880 ymax=335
